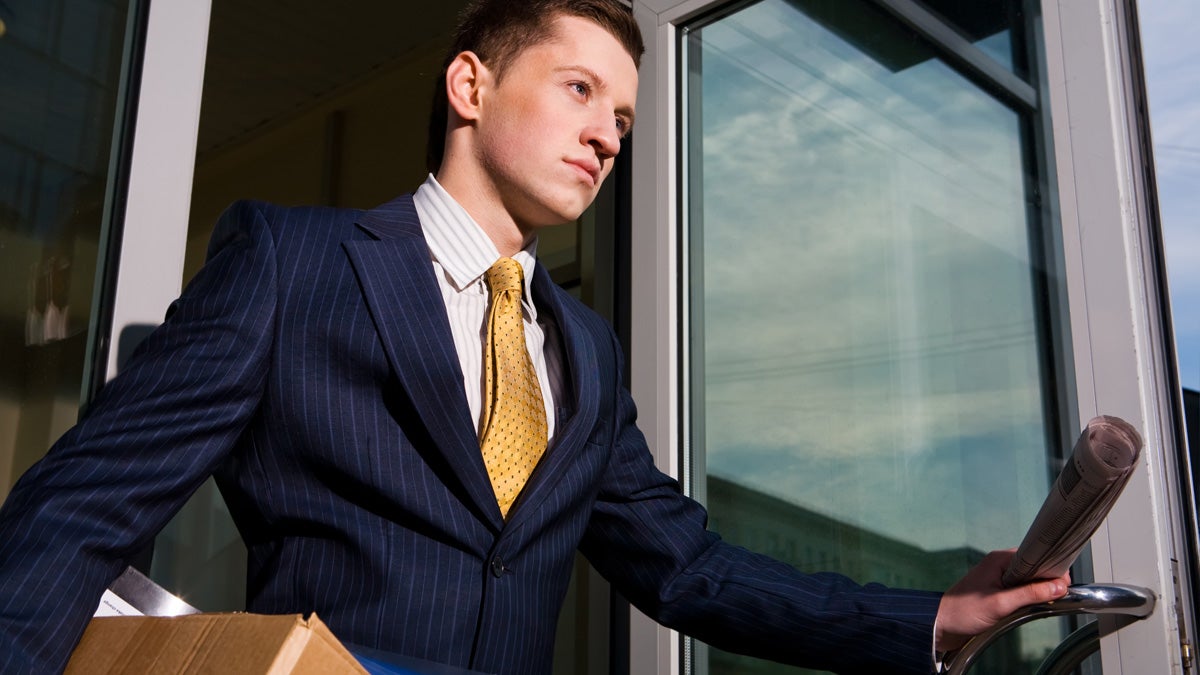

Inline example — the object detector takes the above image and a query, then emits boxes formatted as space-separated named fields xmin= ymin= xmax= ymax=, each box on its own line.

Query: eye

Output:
xmin=569 ymin=81 xmax=590 ymax=97
xmin=616 ymin=116 xmax=634 ymax=139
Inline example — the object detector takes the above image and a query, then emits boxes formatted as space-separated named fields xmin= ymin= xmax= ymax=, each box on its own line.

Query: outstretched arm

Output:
xmin=935 ymin=548 xmax=1071 ymax=653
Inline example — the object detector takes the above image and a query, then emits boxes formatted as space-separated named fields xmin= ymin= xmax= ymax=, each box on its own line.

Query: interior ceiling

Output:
xmin=197 ymin=0 xmax=468 ymax=157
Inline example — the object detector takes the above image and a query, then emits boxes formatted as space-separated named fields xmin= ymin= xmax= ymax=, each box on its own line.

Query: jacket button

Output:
xmin=490 ymin=557 xmax=506 ymax=578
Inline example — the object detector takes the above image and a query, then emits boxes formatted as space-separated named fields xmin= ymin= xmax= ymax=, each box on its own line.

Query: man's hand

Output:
xmin=935 ymin=549 xmax=1070 ymax=653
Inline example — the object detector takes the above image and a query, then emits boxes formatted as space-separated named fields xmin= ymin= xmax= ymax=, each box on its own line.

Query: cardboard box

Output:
xmin=65 ymin=612 xmax=368 ymax=674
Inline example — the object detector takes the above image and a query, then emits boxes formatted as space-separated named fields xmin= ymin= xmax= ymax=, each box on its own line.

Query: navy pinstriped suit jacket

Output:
xmin=0 ymin=195 xmax=942 ymax=674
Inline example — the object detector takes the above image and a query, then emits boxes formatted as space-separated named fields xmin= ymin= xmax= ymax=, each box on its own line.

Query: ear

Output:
xmin=445 ymin=51 xmax=490 ymax=123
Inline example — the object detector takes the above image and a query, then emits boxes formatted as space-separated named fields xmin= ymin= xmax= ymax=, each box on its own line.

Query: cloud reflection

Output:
xmin=691 ymin=0 xmax=1056 ymax=552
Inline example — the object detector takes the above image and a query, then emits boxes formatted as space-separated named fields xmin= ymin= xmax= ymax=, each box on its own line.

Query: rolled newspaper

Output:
xmin=1002 ymin=415 xmax=1143 ymax=587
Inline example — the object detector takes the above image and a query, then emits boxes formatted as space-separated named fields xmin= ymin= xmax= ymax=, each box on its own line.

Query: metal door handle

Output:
xmin=940 ymin=584 xmax=1156 ymax=674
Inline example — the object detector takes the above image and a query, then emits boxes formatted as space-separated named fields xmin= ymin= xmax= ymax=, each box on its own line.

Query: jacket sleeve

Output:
xmin=579 ymin=329 xmax=942 ymax=675
xmin=0 ymin=201 xmax=279 ymax=674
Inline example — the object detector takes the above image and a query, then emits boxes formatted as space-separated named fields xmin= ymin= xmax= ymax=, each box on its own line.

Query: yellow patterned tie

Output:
xmin=480 ymin=257 xmax=548 ymax=518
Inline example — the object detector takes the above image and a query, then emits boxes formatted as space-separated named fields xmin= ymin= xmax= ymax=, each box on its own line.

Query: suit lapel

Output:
xmin=343 ymin=195 xmax=504 ymax=531
xmin=504 ymin=264 xmax=602 ymax=532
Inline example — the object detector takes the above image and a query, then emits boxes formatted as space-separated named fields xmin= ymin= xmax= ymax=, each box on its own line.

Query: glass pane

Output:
xmin=683 ymin=0 xmax=1071 ymax=673
xmin=0 ymin=0 xmax=136 ymax=500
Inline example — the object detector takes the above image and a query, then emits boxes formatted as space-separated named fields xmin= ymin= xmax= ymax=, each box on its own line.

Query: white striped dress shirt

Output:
xmin=413 ymin=174 xmax=562 ymax=443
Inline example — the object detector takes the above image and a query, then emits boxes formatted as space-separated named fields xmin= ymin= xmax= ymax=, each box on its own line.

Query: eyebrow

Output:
xmin=556 ymin=65 xmax=637 ymax=130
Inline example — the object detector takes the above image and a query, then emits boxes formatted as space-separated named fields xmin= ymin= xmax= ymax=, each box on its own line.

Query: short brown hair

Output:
xmin=425 ymin=0 xmax=645 ymax=173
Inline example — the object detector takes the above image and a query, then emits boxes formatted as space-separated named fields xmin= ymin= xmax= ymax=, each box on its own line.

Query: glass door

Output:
xmin=680 ymin=1 xmax=1076 ymax=672
xmin=0 ymin=0 xmax=143 ymax=501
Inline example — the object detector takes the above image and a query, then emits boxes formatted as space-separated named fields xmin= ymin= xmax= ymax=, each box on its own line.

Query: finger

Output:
xmin=997 ymin=579 xmax=1068 ymax=616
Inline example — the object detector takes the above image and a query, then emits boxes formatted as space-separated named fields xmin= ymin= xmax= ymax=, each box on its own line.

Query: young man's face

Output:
xmin=474 ymin=15 xmax=638 ymax=231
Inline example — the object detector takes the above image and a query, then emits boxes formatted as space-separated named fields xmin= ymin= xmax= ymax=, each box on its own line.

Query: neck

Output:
xmin=435 ymin=161 xmax=530 ymax=258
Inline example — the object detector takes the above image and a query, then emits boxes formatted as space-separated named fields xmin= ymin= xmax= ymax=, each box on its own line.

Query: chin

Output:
xmin=544 ymin=202 xmax=592 ymax=226
xmin=523 ymin=187 xmax=598 ymax=226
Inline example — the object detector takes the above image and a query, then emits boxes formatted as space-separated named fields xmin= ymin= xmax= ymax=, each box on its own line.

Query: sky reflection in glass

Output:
xmin=692 ymin=0 xmax=1057 ymax=554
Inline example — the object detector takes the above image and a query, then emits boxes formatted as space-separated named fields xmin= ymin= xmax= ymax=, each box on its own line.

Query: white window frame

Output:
xmin=627 ymin=0 xmax=1196 ymax=673
xmin=1041 ymin=0 xmax=1194 ymax=671
xmin=104 ymin=0 xmax=211 ymax=379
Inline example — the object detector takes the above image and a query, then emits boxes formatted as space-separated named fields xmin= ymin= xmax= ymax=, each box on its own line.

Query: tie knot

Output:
xmin=485 ymin=257 xmax=524 ymax=295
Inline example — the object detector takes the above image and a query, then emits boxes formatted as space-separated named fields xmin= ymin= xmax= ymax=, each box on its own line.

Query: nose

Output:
xmin=583 ymin=111 xmax=621 ymax=160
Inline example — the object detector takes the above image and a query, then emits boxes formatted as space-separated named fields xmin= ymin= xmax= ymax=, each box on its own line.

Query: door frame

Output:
xmin=626 ymin=0 xmax=1196 ymax=673
xmin=103 ymin=0 xmax=211 ymax=380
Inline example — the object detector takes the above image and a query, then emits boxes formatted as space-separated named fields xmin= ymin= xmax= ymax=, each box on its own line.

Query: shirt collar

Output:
xmin=413 ymin=174 xmax=540 ymax=309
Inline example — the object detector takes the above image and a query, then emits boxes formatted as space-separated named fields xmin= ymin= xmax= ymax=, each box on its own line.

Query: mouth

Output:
xmin=566 ymin=159 xmax=601 ymax=187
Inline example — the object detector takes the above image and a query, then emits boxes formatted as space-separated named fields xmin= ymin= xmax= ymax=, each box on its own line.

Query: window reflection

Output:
xmin=684 ymin=0 xmax=1068 ymax=672
xmin=0 ymin=0 xmax=134 ymax=499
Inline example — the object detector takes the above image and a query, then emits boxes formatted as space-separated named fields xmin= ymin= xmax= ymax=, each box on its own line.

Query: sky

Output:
xmin=1140 ymin=0 xmax=1200 ymax=393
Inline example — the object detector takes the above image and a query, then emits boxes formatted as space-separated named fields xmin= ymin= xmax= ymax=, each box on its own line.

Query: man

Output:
xmin=0 ymin=1 xmax=1068 ymax=673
